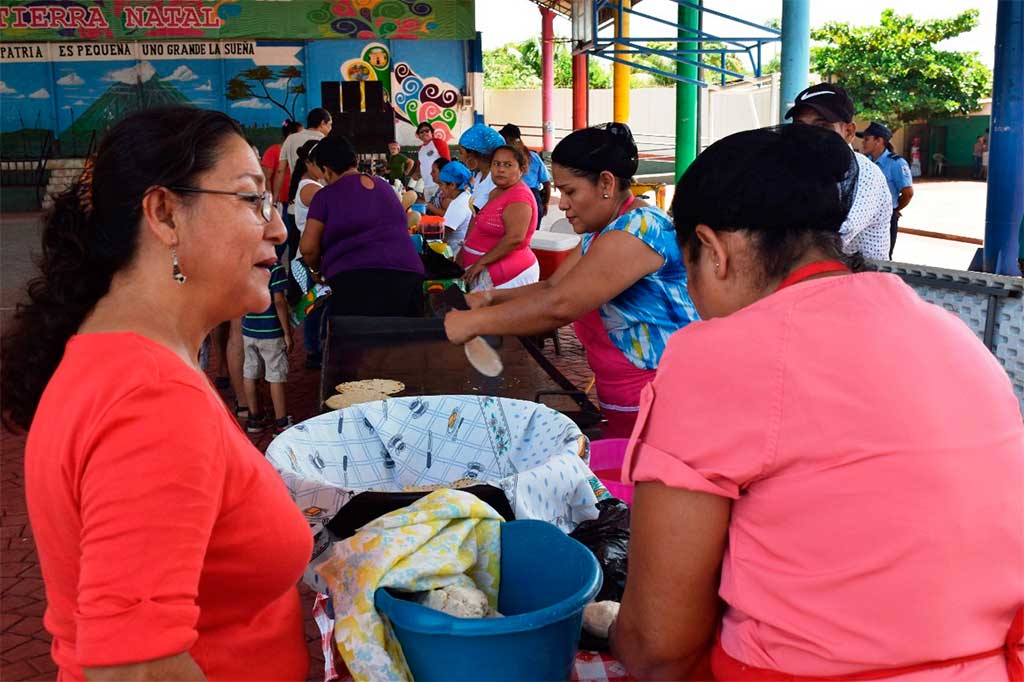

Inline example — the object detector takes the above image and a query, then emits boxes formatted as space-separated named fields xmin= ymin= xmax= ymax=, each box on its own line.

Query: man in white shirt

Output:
xmin=785 ymin=83 xmax=892 ymax=261
xmin=272 ymin=108 xmax=332 ymax=267
xmin=273 ymin=108 xmax=332 ymax=201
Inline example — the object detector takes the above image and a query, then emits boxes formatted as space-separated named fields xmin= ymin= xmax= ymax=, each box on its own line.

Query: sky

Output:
xmin=477 ymin=0 xmax=999 ymax=67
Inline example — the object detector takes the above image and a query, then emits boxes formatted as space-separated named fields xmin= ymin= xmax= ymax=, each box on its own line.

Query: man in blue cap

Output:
xmin=785 ymin=83 xmax=893 ymax=260
xmin=858 ymin=121 xmax=914 ymax=258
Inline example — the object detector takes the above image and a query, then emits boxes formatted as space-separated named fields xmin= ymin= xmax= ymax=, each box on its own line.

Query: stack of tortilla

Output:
xmin=324 ymin=379 xmax=405 ymax=410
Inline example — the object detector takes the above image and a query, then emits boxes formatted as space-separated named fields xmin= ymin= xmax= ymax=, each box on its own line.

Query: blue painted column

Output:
xmin=469 ymin=31 xmax=485 ymax=124
xmin=779 ymin=0 xmax=810 ymax=122
xmin=984 ymin=0 xmax=1024 ymax=276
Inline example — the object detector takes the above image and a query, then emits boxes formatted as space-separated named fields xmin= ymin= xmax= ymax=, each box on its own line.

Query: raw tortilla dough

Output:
xmin=582 ymin=600 xmax=620 ymax=639
xmin=419 ymin=584 xmax=502 ymax=619
xmin=324 ymin=389 xmax=392 ymax=410
xmin=334 ymin=379 xmax=405 ymax=396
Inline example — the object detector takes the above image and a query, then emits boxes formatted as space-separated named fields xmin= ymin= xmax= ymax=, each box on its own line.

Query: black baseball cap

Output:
xmin=784 ymin=83 xmax=855 ymax=123
xmin=856 ymin=121 xmax=893 ymax=140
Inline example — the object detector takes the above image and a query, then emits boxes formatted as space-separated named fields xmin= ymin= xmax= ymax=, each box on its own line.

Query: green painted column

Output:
xmin=675 ymin=1 xmax=700 ymax=180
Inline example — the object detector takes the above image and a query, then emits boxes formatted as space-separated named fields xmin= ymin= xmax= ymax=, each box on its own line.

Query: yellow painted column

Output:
xmin=613 ymin=0 xmax=630 ymax=123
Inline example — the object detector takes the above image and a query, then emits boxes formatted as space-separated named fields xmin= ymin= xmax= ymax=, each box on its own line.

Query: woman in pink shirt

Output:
xmin=608 ymin=125 xmax=1024 ymax=680
xmin=460 ymin=145 xmax=539 ymax=290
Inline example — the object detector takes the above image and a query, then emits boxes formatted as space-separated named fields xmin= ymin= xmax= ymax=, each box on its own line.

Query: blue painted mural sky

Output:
xmin=0 ymin=38 xmax=468 ymax=136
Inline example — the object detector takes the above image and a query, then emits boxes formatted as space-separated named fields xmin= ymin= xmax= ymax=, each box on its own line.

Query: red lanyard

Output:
xmin=776 ymin=260 xmax=850 ymax=292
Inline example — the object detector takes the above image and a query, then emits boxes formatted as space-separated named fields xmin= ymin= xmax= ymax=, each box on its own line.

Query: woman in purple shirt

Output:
xmin=301 ymin=135 xmax=425 ymax=316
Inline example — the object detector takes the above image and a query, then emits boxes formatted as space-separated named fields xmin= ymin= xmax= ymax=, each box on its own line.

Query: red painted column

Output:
xmin=572 ymin=53 xmax=588 ymax=130
xmin=541 ymin=6 xmax=555 ymax=151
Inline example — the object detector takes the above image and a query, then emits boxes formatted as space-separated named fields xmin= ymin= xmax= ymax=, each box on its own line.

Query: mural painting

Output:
xmin=0 ymin=1 xmax=476 ymax=42
xmin=0 ymin=40 xmax=306 ymax=155
xmin=392 ymin=61 xmax=460 ymax=142
xmin=340 ymin=41 xmax=392 ymax=108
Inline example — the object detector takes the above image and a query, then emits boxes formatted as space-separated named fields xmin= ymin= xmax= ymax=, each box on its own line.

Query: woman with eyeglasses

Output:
xmin=1 ymin=107 xmax=312 ymax=681
xmin=300 ymin=134 xmax=425 ymax=317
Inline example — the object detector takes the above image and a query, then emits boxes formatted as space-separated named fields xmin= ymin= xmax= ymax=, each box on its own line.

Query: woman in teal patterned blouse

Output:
xmin=445 ymin=124 xmax=699 ymax=437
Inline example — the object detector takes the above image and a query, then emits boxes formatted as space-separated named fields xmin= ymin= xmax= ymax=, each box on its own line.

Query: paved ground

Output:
xmin=0 ymin=211 xmax=592 ymax=681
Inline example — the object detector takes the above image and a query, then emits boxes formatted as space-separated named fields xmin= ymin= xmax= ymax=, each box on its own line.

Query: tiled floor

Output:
xmin=1 ymin=323 xmax=591 ymax=682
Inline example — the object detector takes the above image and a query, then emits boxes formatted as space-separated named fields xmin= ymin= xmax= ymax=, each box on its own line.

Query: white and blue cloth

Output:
xmin=266 ymin=395 xmax=608 ymax=541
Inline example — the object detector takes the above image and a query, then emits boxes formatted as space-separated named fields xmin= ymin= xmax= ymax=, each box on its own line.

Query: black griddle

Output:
xmin=319 ymin=289 xmax=603 ymax=437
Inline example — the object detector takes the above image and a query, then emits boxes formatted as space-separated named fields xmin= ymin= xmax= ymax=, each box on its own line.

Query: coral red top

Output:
xmin=25 ymin=333 xmax=312 ymax=681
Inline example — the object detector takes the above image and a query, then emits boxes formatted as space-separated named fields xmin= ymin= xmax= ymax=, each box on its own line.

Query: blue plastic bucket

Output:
xmin=374 ymin=520 xmax=602 ymax=681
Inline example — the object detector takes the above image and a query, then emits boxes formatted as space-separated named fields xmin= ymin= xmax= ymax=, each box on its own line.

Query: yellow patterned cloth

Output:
xmin=316 ymin=489 xmax=504 ymax=681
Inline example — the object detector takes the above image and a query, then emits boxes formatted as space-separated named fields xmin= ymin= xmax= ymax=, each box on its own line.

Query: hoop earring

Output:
xmin=171 ymin=247 xmax=186 ymax=285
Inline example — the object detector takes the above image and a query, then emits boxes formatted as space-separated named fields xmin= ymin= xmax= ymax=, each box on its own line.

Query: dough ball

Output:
xmin=582 ymin=600 xmax=620 ymax=639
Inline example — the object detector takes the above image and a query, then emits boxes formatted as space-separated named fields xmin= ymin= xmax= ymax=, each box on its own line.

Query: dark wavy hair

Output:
xmin=671 ymin=124 xmax=864 ymax=285
xmin=281 ymin=119 xmax=301 ymax=140
xmin=289 ymin=138 xmax=321 ymax=203
xmin=1 ymin=107 xmax=244 ymax=431
xmin=551 ymin=122 xmax=638 ymax=192
xmin=491 ymin=144 xmax=528 ymax=170
xmin=311 ymin=135 xmax=357 ymax=175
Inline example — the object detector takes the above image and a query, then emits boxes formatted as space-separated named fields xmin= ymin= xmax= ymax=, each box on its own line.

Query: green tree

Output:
xmin=484 ymin=38 xmax=612 ymax=89
xmin=226 ymin=65 xmax=305 ymax=120
xmin=810 ymin=9 xmax=991 ymax=130
xmin=628 ymin=41 xmax=749 ymax=87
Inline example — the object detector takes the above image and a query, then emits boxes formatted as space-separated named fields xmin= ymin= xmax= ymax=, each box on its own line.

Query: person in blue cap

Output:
xmin=436 ymin=160 xmax=474 ymax=256
xmin=458 ymin=123 xmax=506 ymax=212
xmin=858 ymin=121 xmax=914 ymax=258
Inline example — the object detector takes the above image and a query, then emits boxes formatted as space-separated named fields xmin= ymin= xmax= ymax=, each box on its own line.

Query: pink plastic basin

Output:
xmin=589 ymin=438 xmax=633 ymax=505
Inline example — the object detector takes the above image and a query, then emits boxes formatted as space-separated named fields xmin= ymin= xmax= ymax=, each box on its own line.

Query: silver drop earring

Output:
xmin=171 ymin=247 xmax=186 ymax=285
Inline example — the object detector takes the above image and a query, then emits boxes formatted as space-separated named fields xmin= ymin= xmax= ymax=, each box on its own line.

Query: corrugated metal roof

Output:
xmin=525 ymin=0 xmax=645 ymax=21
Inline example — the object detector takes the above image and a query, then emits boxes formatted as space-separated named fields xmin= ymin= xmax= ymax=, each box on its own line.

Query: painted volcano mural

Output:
xmin=63 ymin=62 xmax=191 ymax=139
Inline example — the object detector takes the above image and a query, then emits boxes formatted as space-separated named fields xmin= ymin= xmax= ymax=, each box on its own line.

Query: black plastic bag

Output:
xmin=570 ymin=497 xmax=630 ymax=603
xmin=420 ymin=246 xmax=464 ymax=280
xmin=571 ymin=498 xmax=630 ymax=650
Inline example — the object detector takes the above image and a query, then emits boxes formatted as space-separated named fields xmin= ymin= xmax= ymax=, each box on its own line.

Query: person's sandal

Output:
xmin=234 ymin=402 xmax=250 ymax=420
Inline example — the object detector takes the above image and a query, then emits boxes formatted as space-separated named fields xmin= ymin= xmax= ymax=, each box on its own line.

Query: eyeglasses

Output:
xmin=168 ymin=186 xmax=275 ymax=222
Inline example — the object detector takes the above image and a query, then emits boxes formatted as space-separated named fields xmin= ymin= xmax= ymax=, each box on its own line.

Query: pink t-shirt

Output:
xmin=461 ymin=181 xmax=538 ymax=286
xmin=625 ymin=272 xmax=1024 ymax=679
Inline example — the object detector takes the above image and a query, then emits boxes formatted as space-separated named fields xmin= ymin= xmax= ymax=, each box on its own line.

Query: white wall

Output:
xmin=484 ymin=74 xmax=782 ymax=156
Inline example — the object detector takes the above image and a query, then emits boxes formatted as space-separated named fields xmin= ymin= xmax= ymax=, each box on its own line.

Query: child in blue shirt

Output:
xmin=241 ymin=261 xmax=293 ymax=434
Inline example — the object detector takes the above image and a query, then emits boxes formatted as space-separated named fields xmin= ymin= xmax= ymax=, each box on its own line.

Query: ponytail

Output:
xmin=1 ymin=106 xmax=244 ymax=431
xmin=289 ymin=138 xmax=320 ymax=203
